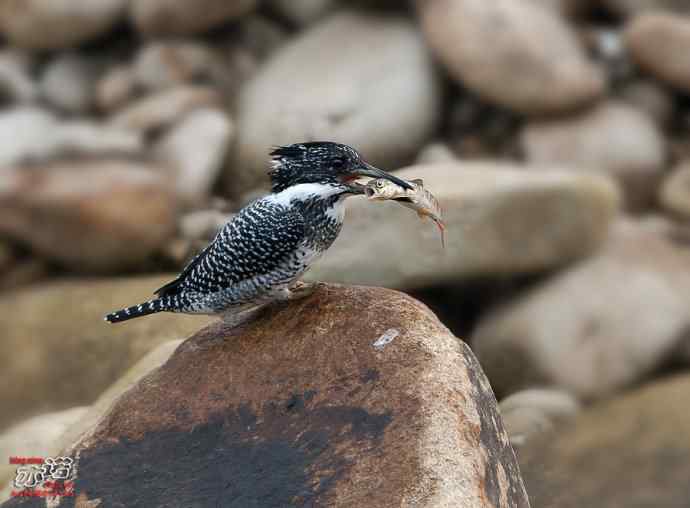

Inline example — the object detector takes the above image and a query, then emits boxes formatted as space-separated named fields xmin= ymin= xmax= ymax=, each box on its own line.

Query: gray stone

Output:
xmin=626 ymin=13 xmax=690 ymax=93
xmin=306 ymin=162 xmax=620 ymax=289
xmin=520 ymin=374 xmax=690 ymax=507
xmin=0 ymin=50 xmax=37 ymax=103
xmin=39 ymin=52 xmax=100 ymax=113
xmin=229 ymin=10 xmax=441 ymax=198
xmin=133 ymin=40 xmax=233 ymax=92
xmin=416 ymin=0 xmax=605 ymax=115
xmin=520 ymin=101 xmax=666 ymax=210
xmin=473 ymin=219 xmax=690 ymax=401
xmin=499 ymin=389 xmax=580 ymax=447
xmin=109 ymin=85 xmax=221 ymax=133
xmin=153 ymin=108 xmax=234 ymax=206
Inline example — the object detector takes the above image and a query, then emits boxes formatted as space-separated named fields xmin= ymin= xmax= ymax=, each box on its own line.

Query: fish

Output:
xmin=364 ymin=177 xmax=446 ymax=247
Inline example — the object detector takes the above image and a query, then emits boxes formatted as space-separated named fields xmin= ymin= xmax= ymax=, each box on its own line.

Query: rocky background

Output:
xmin=1 ymin=0 xmax=690 ymax=506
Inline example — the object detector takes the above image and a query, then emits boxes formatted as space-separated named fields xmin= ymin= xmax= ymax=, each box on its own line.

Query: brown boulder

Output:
xmin=20 ymin=285 xmax=530 ymax=507
xmin=0 ymin=160 xmax=176 ymax=272
xmin=0 ymin=276 xmax=213 ymax=431
xmin=520 ymin=374 xmax=690 ymax=508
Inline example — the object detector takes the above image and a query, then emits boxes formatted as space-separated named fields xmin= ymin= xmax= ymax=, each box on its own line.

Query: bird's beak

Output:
xmin=353 ymin=162 xmax=413 ymax=190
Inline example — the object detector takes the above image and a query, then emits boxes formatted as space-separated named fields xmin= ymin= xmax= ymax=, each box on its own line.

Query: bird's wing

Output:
xmin=155 ymin=199 xmax=305 ymax=297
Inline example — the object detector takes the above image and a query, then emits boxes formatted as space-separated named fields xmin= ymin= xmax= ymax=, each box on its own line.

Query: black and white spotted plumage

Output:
xmin=105 ymin=142 xmax=411 ymax=324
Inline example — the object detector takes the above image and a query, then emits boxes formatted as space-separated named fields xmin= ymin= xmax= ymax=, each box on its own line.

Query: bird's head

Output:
xmin=268 ymin=142 xmax=412 ymax=194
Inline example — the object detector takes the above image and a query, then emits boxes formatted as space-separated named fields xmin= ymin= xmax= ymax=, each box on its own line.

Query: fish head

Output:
xmin=364 ymin=178 xmax=403 ymax=200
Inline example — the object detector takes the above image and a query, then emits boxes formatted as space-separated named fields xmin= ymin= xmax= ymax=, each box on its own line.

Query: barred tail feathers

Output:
xmin=105 ymin=298 xmax=169 ymax=324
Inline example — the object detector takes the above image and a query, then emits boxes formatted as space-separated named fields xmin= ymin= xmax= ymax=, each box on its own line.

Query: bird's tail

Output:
xmin=104 ymin=298 xmax=169 ymax=324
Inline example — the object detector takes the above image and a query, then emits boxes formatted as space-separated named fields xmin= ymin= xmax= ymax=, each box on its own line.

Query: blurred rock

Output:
xmin=0 ymin=161 xmax=176 ymax=272
xmin=0 ymin=258 xmax=49 ymax=292
xmin=499 ymin=389 xmax=580 ymax=447
xmin=229 ymin=11 xmax=441 ymax=198
xmin=131 ymin=0 xmax=257 ymax=36
xmin=307 ymin=163 xmax=619 ymax=289
xmin=39 ymin=285 xmax=529 ymax=507
xmin=222 ymin=15 xmax=288 ymax=62
xmin=474 ymin=219 xmax=690 ymax=401
xmin=154 ymin=108 xmax=234 ymax=206
xmin=520 ymin=101 xmax=666 ymax=210
xmin=179 ymin=209 xmax=231 ymax=241
xmin=55 ymin=120 xmax=143 ymax=157
xmin=0 ymin=275 xmax=213 ymax=431
xmin=618 ymin=79 xmax=674 ymax=126
xmin=110 ymin=85 xmax=221 ymax=133
xmin=0 ymin=0 xmax=127 ymax=49
xmin=96 ymin=64 xmax=138 ymax=112
xmin=0 ymin=107 xmax=59 ymax=166
xmin=269 ymin=0 xmax=337 ymax=27
xmin=416 ymin=0 xmax=605 ymax=115
xmin=0 ymin=107 xmax=143 ymax=166
xmin=133 ymin=40 xmax=234 ymax=92
xmin=39 ymin=52 xmax=100 ymax=114
xmin=626 ymin=13 xmax=690 ymax=93
xmin=581 ymin=27 xmax=633 ymax=84
xmin=659 ymin=161 xmax=690 ymax=219
xmin=606 ymin=0 xmax=690 ymax=16
xmin=416 ymin=142 xmax=458 ymax=164
xmin=520 ymin=374 xmax=690 ymax=507
xmin=0 ymin=50 xmax=37 ymax=104
xmin=0 ymin=407 xmax=89 ymax=496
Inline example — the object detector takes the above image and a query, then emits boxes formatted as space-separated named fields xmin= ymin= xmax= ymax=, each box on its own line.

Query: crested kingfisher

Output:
xmin=105 ymin=141 xmax=411 ymax=324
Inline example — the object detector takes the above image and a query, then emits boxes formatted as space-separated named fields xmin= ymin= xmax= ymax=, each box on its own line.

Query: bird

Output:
xmin=105 ymin=141 xmax=411 ymax=324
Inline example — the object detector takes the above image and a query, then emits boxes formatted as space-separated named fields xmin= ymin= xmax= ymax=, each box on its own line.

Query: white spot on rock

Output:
xmin=373 ymin=328 xmax=399 ymax=349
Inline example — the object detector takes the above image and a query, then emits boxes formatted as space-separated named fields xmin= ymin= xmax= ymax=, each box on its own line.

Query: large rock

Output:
xmin=0 ymin=50 xmax=37 ymax=104
xmin=306 ymin=163 xmax=620 ymax=289
xmin=130 ymin=0 xmax=257 ymax=36
xmin=520 ymin=101 xmax=666 ymax=210
xmin=110 ymin=85 xmax=221 ymax=133
xmin=0 ymin=107 xmax=142 ymax=167
xmin=153 ymin=107 xmax=234 ymax=206
xmin=0 ymin=276 xmax=213 ymax=432
xmin=520 ymin=374 xmax=690 ymax=508
xmin=416 ymin=0 xmax=604 ymax=115
xmin=626 ymin=13 xmax=690 ymax=94
xmin=0 ymin=341 xmax=183 ymax=504
xmin=473 ymin=219 xmax=690 ymax=401
xmin=229 ymin=10 xmax=441 ymax=198
xmin=39 ymin=52 xmax=100 ymax=114
xmin=0 ymin=407 xmax=88 ymax=500
xmin=499 ymin=389 xmax=580 ymax=447
xmin=0 ymin=0 xmax=127 ymax=49
xmin=0 ymin=161 xmax=176 ymax=272
xmin=132 ymin=40 xmax=235 ymax=92
xmin=6 ymin=285 xmax=529 ymax=507
xmin=659 ymin=161 xmax=690 ymax=219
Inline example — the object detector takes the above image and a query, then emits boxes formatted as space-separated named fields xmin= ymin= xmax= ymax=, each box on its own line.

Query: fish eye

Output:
xmin=376 ymin=180 xmax=385 ymax=188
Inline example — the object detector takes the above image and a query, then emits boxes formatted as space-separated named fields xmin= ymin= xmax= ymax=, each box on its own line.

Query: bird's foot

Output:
xmin=286 ymin=281 xmax=323 ymax=300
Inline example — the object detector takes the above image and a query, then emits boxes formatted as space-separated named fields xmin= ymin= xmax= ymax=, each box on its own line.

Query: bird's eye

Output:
xmin=332 ymin=159 xmax=345 ymax=170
